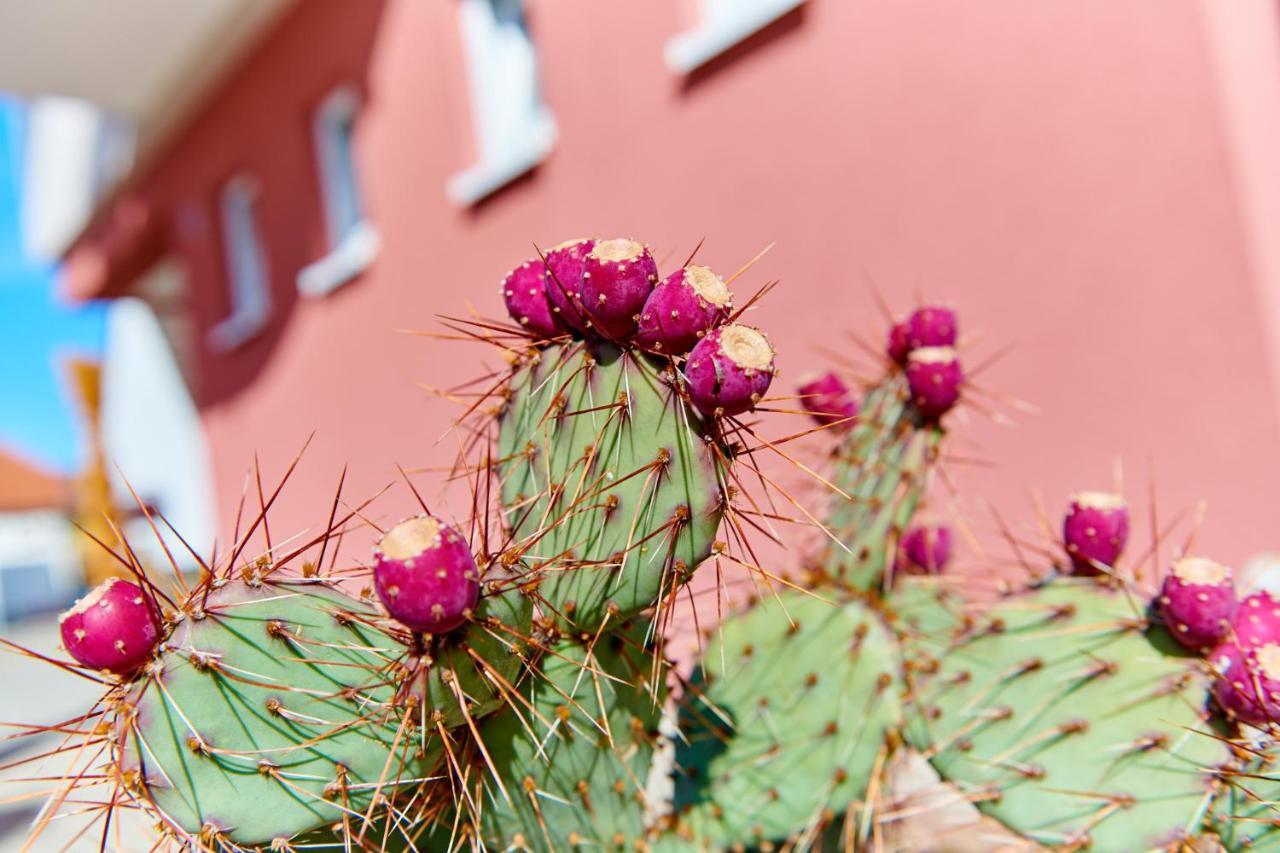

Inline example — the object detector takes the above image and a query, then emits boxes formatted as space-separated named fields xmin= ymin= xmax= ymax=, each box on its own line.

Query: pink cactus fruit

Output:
xmin=1158 ymin=557 xmax=1237 ymax=652
xmin=1061 ymin=491 xmax=1128 ymax=576
xmin=373 ymin=515 xmax=481 ymax=635
xmin=580 ymin=238 xmax=660 ymax=340
xmin=906 ymin=305 xmax=958 ymax=350
xmin=905 ymin=346 xmax=962 ymax=420
xmin=1211 ymin=641 xmax=1280 ymax=726
xmin=58 ymin=577 xmax=161 ymax=675
xmin=502 ymin=258 xmax=564 ymax=338
xmin=796 ymin=371 xmax=858 ymax=428
xmin=887 ymin=321 xmax=912 ymax=366
xmin=888 ymin=305 xmax=957 ymax=365
xmin=543 ymin=238 xmax=596 ymax=335
xmin=684 ymin=324 xmax=777 ymax=418
xmin=1232 ymin=590 xmax=1280 ymax=650
xmin=896 ymin=524 xmax=952 ymax=575
xmin=634 ymin=264 xmax=732 ymax=354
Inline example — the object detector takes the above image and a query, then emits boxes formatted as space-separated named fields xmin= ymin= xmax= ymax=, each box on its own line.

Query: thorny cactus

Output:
xmin=13 ymin=249 xmax=1280 ymax=853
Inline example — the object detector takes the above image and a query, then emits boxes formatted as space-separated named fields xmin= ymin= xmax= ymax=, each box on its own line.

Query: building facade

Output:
xmin=11 ymin=0 xmax=1280 ymax=568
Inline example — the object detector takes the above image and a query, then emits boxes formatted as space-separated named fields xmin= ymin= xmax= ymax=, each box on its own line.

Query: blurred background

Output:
xmin=4 ymin=0 xmax=1280 ymax=845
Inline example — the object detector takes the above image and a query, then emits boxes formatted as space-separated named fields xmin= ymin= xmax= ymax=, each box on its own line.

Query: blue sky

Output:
xmin=0 ymin=97 xmax=107 ymax=476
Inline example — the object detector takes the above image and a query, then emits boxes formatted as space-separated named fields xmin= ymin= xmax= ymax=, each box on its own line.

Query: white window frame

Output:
xmin=665 ymin=0 xmax=806 ymax=74
xmin=446 ymin=0 xmax=557 ymax=207
xmin=297 ymin=86 xmax=380 ymax=297
xmin=207 ymin=175 xmax=271 ymax=352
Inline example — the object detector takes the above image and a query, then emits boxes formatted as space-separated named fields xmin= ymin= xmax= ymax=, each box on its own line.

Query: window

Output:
xmin=665 ymin=0 xmax=806 ymax=74
xmin=447 ymin=0 xmax=557 ymax=206
xmin=297 ymin=86 xmax=380 ymax=297
xmin=208 ymin=176 xmax=270 ymax=352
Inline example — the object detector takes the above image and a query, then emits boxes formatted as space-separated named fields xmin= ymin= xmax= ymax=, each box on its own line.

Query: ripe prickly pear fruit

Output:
xmin=580 ymin=238 xmax=659 ymax=340
xmin=685 ymin=324 xmax=776 ymax=418
xmin=1233 ymin=590 xmax=1280 ymax=649
xmin=896 ymin=524 xmax=952 ymax=575
xmin=543 ymin=238 xmax=596 ymax=335
xmin=1211 ymin=641 xmax=1280 ymax=725
xmin=634 ymin=264 xmax=732 ymax=354
xmin=1158 ymin=557 xmax=1236 ymax=652
xmin=906 ymin=305 xmax=958 ymax=350
xmin=58 ymin=577 xmax=160 ymax=675
xmin=1062 ymin=491 xmax=1128 ymax=575
xmin=503 ymin=259 xmax=563 ymax=338
xmin=796 ymin=371 xmax=858 ymax=428
xmin=888 ymin=306 xmax=956 ymax=366
xmin=905 ymin=346 xmax=962 ymax=420
xmin=888 ymin=321 xmax=911 ymax=365
xmin=373 ymin=515 xmax=480 ymax=634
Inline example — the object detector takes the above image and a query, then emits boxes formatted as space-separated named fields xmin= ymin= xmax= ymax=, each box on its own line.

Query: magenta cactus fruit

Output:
xmin=58 ymin=577 xmax=160 ymax=675
xmin=796 ymin=371 xmax=858 ymax=428
xmin=503 ymin=259 xmax=563 ymax=338
xmin=905 ymin=346 xmax=962 ymax=420
xmin=543 ymin=238 xmax=596 ymax=335
xmin=1158 ymin=557 xmax=1237 ymax=652
xmin=887 ymin=321 xmax=911 ymax=366
xmin=373 ymin=515 xmax=481 ymax=634
xmin=1211 ymin=641 xmax=1280 ymax=725
xmin=580 ymin=238 xmax=659 ymax=340
xmin=634 ymin=264 xmax=733 ymax=354
xmin=684 ymin=324 xmax=777 ymax=418
xmin=888 ymin=306 xmax=956 ymax=366
xmin=906 ymin=305 xmax=958 ymax=350
xmin=1233 ymin=590 xmax=1280 ymax=649
xmin=896 ymin=524 xmax=952 ymax=575
xmin=1061 ymin=491 xmax=1128 ymax=576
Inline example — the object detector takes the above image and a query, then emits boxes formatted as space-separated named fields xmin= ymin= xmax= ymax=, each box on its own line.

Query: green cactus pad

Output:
xmin=670 ymin=589 xmax=901 ymax=848
xmin=1208 ymin=754 xmax=1280 ymax=850
xmin=888 ymin=575 xmax=966 ymax=640
xmin=905 ymin=579 xmax=1228 ymax=850
xmin=121 ymin=579 xmax=528 ymax=845
xmin=415 ymin=584 xmax=534 ymax=728
xmin=821 ymin=374 xmax=941 ymax=592
xmin=497 ymin=341 xmax=724 ymax=631
xmin=473 ymin=626 xmax=665 ymax=849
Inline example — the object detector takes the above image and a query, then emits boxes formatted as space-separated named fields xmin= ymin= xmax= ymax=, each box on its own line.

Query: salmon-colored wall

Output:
xmin=73 ymin=0 xmax=1280 ymax=574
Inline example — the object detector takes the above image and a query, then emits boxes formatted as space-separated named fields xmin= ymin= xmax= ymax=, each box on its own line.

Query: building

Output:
xmin=5 ymin=0 xmax=1280 ymax=568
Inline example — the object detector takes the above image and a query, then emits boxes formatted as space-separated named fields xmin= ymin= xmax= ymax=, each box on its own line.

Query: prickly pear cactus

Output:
xmin=497 ymin=341 xmax=724 ymax=631
xmin=903 ymin=578 xmax=1229 ymax=850
xmin=669 ymin=589 xmax=902 ymax=848
xmin=474 ymin=625 xmax=666 ymax=848
xmin=820 ymin=373 xmax=942 ymax=593
xmin=119 ymin=579 xmax=441 ymax=845
xmin=1211 ymin=757 xmax=1280 ymax=850
xmin=117 ymin=574 xmax=537 ymax=846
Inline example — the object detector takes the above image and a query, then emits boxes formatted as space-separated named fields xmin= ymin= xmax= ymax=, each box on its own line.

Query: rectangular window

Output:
xmin=298 ymin=86 xmax=380 ymax=297
xmin=447 ymin=0 xmax=557 ymax=206
xmin=665 ymin=0 xmax=806 ymax=74
xmin=208 ymin=176 xmax=270 ymax=352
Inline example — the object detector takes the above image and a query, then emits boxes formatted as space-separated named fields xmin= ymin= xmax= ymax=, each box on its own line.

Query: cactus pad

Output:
xmin=473 ymin=626 xmax=665 ymax=848
xmin=820 ymin=374 xmax=941 ymax=592
xmin=497 ymin=341 xmax=724 ymax=631
xmin=1208 ymin=754 xmax=1280 ymax=850
xmin=905 ymin=579 xmax=1228 ymax=850
xmin=121 ymin=578 xmax=530 ymax=845
xmin=670 ymin=589 xmax=901 ymax=847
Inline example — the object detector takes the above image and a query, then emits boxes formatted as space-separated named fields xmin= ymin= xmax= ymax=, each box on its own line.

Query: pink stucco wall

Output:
xmin=70 ymin=0 xmax=1280 ymax=573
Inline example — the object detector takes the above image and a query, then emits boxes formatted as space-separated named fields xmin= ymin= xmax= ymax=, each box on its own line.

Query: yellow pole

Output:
xmin=67 ymin=357 xmax=122 ymax=587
